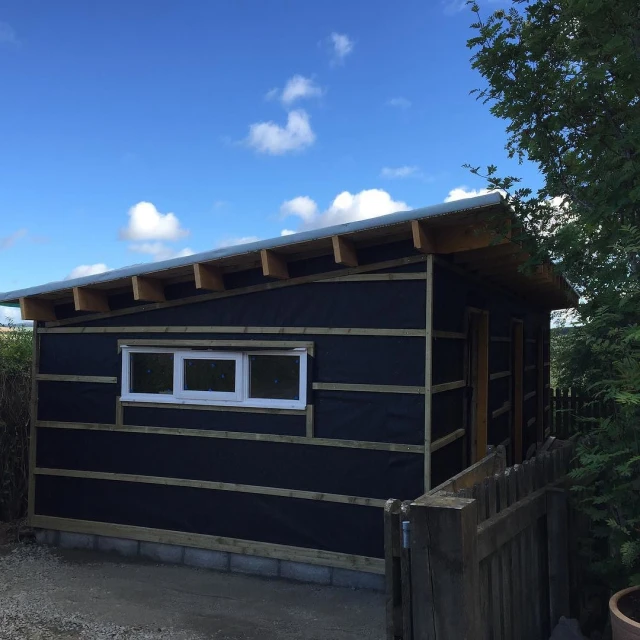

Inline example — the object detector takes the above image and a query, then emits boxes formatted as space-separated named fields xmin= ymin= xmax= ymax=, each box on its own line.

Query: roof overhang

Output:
xmin=0 ymin=193 xmax=578 ymax=323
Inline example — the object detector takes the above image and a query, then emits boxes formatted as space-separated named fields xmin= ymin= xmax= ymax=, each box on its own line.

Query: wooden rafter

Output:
xmin=73 ymin=287 xmax=110 ymax=312
xmin=412 ymin=220 xmax=437 ymax=253
xmin=132 ymin=276 xmax=165 ymax=302
xmin=260 ymin=249 xmax=289 ymax=280
xmin=332 ymin=235 xmax=358 ymax=267
xmin=20 ymin=297 xmax=56 ymax=322
xmin=193 ymin=263 xmax=225 ymax=291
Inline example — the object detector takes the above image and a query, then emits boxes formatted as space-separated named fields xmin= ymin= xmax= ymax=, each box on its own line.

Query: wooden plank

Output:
xmin=513 ymin=320 xmax=524 ymax=463
xmin=46 ymin=255 xmax=428 ymax=328
xmin=408 ymin=499 xmax=432 ymax=640
xmin=31 ymin=514 xmax=384 ymax=574
xmin=424 ymin=253 xmax=434 ymax=493
xmin=400 ymin=502 xmax=413 ymax=640
xmin=193 ymin=263 xmax=225 ymax=291
xmin=476 ymin=311 xmax=489 ymax=461
xmin=496 ymin=471 xmax=512 ymax=638
xmin=515 ymin=465 xmax=533 ymax=640
xmin=40 ymin=325 xmax=427 ymax=337
xmin=115 ymin=397 xmax=123 ymax=427
xmin=432 ymin=330 xmax=466 ymax=340
xmin=474 ymin=481 xmax=491 ymax=640
xmin=305 ymin=404 xmax=314 ymax=438
xmin=36 ymin=374 xmax=118 ymax=384
xmin=260 ymin=249 xmax=289 ymax=280
xmin=36 ymin=420 xmax=426 ymax=454
xmin=411 ymin=219 xmax=437 ymax=253
xmin=416 ymin=495 xmax=480 ymax=639
xmin=118 ymin=338 xmax=315 ymax=355
xmin=73 ymin=287 xmax=110 ymax=312
xmin=507 ymin=468 xmax=521 ymax=639
xmin=430 ymin=428 xmax=465 ymax=453
xmin=27 ymin=322 xmax=40 ymax=523
xmin=384 ymin=499 xmax=403 ymax=640
xmin=492 ymin=401 xmax=511 ymax=419
xmin=524 ymin=390 xmax=537 ymax=401
xmin=486 ymin=476 xmax=503 ymax=640
xmin=313 ymin=382 xmax=425 ymax=395
xmin=20 ymin=297 xmax=56 ymax=322
xmin=431 ymin=379 xmax=465 ymax=394
xmin=331 ymin=235 xmax=358 ymax=267
xmin=35 ymin=467 xmax=387 ymax=507
xmin=132 ymin=275 xmax=165 ymax=302
xmin=121 ymin=399 xmax=305 ymax=415
xmin=322 ymin=272 xmax=426 ymax=282
xmin=490 ymin=370 xmax=511 ymax=381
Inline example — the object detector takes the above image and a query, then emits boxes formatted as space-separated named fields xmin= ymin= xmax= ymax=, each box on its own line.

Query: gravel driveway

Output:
xmin=0 ymin=544 xmax=385 ymax=639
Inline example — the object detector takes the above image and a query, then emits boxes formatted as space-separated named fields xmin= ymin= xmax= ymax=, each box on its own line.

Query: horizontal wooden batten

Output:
xmin=120 ymin=399 xmax=305 ymax=416
xmin=46 ymin=255 xmax=428 ymax=328
xmin=312 ymin=382 xmax=425 ymax=395
xmin=527 ymin=417 xmax=536 ymax=427
xmin=31 ymin=515 xmax=385 ymax=574
xmin=492 ymin=402 xmax=511 ymax=419
xmin=321 ymin=273 xmax=426 ymax=282
xmin=117 ymin=338 xmax=315 ymax=356
xmin=490 ymin=371 xmax=511 ymax=381
xmin=431 ymin=380 xmax=466 ymax=394
xmin=490 ymin=336 xmax=511 ymax=343
xmin=40 ymin=325 xmax=426 ymax=338
xmin=35 ymin=421 xmax=425 ymax=454
xmin=36 ymin=374 xmax=117 ymax=384
xmin=431 ymin=428 xmax=465 ymax=452
xmin=524 ymin=391 xmax=537 ymax=401
xmin=34 ymin=467 xmax=387 ymax=508
xmin=524 ymin=365 xmax=537 ymax=372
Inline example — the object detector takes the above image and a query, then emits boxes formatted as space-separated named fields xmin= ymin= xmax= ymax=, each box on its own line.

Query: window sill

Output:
xmin=120 ymin=394 xmax=307 ymax=412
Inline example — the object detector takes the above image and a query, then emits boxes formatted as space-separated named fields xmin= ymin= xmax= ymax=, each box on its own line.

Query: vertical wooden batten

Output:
xmin=132 ymin=276 xmax=165 ymax=302
xmin=424 ymin=254 xmax=434 ymax=491
xmin=332 ymin=235 xmax=358 ymax=267
xmin=20 ymin=297 xmax=56 ymax=322
xmin=475 ymin=310 xmax=489 ymax=462
xmin=260 ymin=250 xmax=289 ymax=280
xmin=411 ymin=220 xmax=437 ymax=254
xmin=512 ymin=320 xmax=524 ymax=463
xmin=537 ymin=325 xmax=545 ymax=443
xmin=193 ymin=263 xmax=225 ymax=291
xmin=28 ymin=321 xmax=40 ymax=522
xmin=72 ymin=287 xmax=110 ymax=312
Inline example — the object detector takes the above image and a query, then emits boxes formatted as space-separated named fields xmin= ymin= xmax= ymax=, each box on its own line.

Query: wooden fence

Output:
xmin=385 ymin=443 xmax=574 ymax=640
xmin=550 ymin=387 xmax=604 ymax=438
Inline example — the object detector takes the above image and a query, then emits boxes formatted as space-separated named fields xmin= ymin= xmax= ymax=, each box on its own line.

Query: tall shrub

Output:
xmin=0 ymin=322 xmax=33 ymax=522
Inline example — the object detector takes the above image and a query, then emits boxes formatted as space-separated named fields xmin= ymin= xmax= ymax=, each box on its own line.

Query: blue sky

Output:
xmin=0 ymin=0 xmax=541 ymax=317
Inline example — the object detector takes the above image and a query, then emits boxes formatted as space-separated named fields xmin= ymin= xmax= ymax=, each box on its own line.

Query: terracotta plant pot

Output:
xmin=611 ymin=586 xmax=640 ymax=639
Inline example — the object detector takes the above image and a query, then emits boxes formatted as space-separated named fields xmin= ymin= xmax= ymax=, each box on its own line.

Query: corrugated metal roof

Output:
xmin=0 ymin=192 xmax=503 ymax=305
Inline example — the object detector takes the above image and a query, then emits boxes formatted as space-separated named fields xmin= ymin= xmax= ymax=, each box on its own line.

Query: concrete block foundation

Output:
xmin=35 ymin=529 xmax=384 ymax=591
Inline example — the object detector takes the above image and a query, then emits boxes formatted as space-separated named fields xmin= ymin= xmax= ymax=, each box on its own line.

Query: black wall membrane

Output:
xmin=36 ymin=427 xmax=423 ymax=500
xmin=431 ymin=389 xmax=464 ymax=441
xmin=38 ymin=382 xmax=116 ymax=424
xmin=35 ymin=475 xmax=385 ymax=557
xmin=431 ymin=438 xmax=464 ymax=488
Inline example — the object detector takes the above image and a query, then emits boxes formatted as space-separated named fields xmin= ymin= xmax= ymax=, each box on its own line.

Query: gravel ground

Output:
xmin=0 ymin=544 xmax=385 ymax=639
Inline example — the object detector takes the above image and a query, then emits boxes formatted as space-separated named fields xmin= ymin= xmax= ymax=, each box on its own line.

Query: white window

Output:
xmin=121 ymin=346 xmax=307 ymax=410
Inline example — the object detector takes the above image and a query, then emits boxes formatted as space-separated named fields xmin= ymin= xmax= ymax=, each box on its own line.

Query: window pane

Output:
xmin=130 ymin=353 xmax=174 ymax=394
xmin=184 ymin=358 xmax=236 ymax=393
xmin=249 ymin=355 xmax=300 ymax=400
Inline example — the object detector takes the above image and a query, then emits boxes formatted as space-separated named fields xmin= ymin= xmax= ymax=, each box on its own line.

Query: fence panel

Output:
xmin=384 ymin=443 xmax=574 ymax=640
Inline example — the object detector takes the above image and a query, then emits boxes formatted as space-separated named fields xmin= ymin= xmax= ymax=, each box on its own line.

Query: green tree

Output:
xmin=467 ymin=0 xmax=640 ymax=586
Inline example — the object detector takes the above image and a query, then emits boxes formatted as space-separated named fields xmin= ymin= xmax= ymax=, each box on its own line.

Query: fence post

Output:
xmin=547 ymin=487 xmax=570 ymax=627
xmin=385 ymin=499 xmax=404 ymax=640
xmin=411 ymin=494 xmax=480 ymax=640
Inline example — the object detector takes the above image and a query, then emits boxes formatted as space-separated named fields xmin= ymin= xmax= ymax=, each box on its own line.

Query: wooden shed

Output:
xmin=0 ymin=193 xmax=576 ymax=581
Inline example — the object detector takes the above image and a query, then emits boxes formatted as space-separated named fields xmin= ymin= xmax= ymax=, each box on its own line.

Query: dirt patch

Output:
xmin=0 ymin=544 xmax=384 ymax=639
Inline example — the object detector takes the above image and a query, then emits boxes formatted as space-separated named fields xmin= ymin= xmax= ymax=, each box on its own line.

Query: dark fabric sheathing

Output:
xmin=431 ymin=389 xmax=465 ymax=441
xmin=38 ymin=382 xmax=116 ymax=424
xmin=431 ymin=438 xmax=464 ymax=488
xmin=432 ymin=339 xmax=464 ymax=385
xmin=489 ymin=412 xmax=510 ymax=446
xmin=36 ymin=428 xmax=423 ymax=500
xmin=76 ymin=280 xmax=426 ymax=329
xmin=35 ymin=475 xmax=385 ymax=557
xmin=39 ymin=334 xmax=120 ymax=377
xmin=123 ymin=406 xmax=306 ymax=436
xmin=490 ymin=342 xmax=511 ymax=376
xmin=489 ymin=377 xmax=511 ymax=414
xmin=313 ymin=391 xmax=424 ymax=445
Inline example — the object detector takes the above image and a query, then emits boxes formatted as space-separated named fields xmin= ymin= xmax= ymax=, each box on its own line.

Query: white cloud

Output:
xmin=247 ymin=109 xmax=315 ymax=155
xmin=381 ymin=166 xmax=419 ymax=179
xmin=120 ymin=201 xmax=189 ymax=241
xmin=280 ymin=196 xmax=318 ymax=223
xmin=387 ymin=97 xmax=412 ymax=109
xmin=329 ymin=32 xmax=354 ymax=63
xmin=129 ymin=242 xmax=194 ymax=261
xmin=217 ymin=236 xmax=260 ymax=249
xmin=281 ymin=76 xmax=323 ymax=105
xmin=0 ymin=306 xmax=29 ymax=326
xmin=280 ymin=229 xmax=296 ymax=236
xmin=0 ymin=228 xmax=27 ymax=250
xmin=66 ymin=263 xmax=110 ymax=279
xmin=281 ymin=189 xmax=409 ymax=232
xmin=265 ymin=87 xmax=279 ymax=101
xmin=0 ymin=22 xmax=19 ymax=46
xmin=444 ymin=186 xmax=497 ymax=202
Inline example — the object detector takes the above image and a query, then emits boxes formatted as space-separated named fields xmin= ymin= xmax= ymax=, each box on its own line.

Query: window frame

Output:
xmin=121 ymin=346 xmax=308 ymax=410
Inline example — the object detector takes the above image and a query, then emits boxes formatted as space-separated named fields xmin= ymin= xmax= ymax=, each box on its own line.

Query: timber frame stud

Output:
xmin=193 ymin=263 xmax=225 ymax=291
xmin=260 ymin=249 xmax=289 ymax=280
xmin=132 ymin=276 xmax=165 ymax=302
xmin=20 ymin=297 xmax=56 ymax=322
xmin=73 ymin=287 xmax=110 ymax=312
xmin=332 ymin=235 xmax=358 ymax=267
